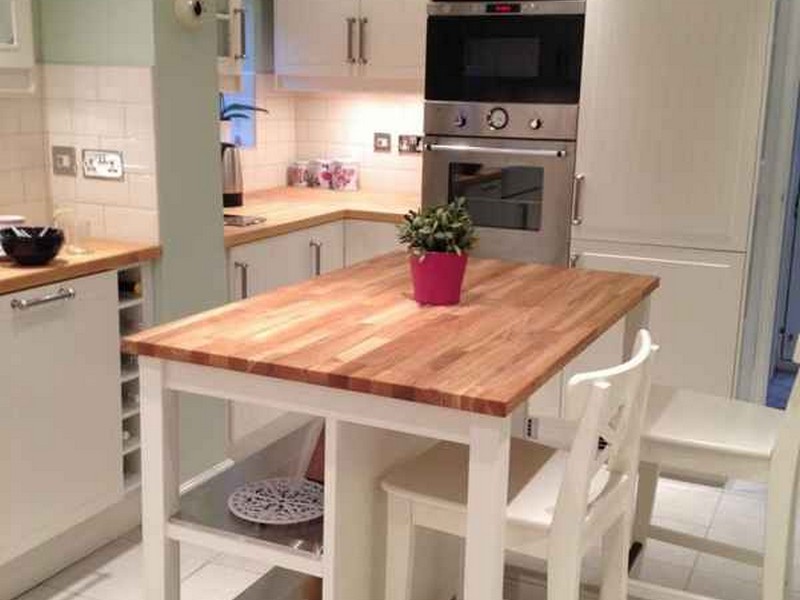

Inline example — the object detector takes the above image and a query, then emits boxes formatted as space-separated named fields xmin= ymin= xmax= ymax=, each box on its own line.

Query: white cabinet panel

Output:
xmin=275 ymin=0 xmax=359 ymax=78
xmin=344 ymin=220 xmax=401 ymax=266
xmin=571 ymin=241 xmax=746 ymax=397
xmin=359 ymin=0 xmax=426 ymax=81
xmin=227 ymin=222 xmax=344 ymax=448
xmin=0 ymin=272 xmax=122 ymax=564
xmin=573 ymin=0 xmax=771 ymax=251
xmin=0 ymin=0 xmax=33 ymax=70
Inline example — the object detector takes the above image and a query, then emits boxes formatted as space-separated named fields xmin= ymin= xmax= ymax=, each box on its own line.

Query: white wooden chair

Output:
xmin=632 ymin=345 xmax=800 ymax=600
xmin=381 ymin=330 xmax=657 ymax=600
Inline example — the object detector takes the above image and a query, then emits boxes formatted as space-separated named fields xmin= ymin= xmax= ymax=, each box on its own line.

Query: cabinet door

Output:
xmin=359 ymin=0 xmax=426 ymax=81
xmin=216 ymin=0 xmax=244 ymax=92
xmin=573 ymin=0 xmax=771 ymax=252
xmin=344 ymin=220 xmax=401 ymax=266
xmin=274 ymin=0 xmax=359 ymax=78
xmin=227 ymin=222 xmax=344 ymax=449
xmin=0 ymin=273 xmax=122 ymax=564
xmin=571 ymin=241 xmax=746 ymax=397
xmin=0 ymin=0 xmax=33 ymax=70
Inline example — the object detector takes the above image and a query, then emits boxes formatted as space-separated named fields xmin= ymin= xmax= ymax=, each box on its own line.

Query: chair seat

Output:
xmin=382 ymin=438 xmax=609 ymax=531
xmin=643 ymin=385 xmax=782 ymax=462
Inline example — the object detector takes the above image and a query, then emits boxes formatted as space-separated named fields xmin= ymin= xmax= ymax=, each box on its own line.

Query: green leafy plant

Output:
xmin=398 ymin=198 xmax=478 ymax=257
xmin=219 ymin=93 xmax=269 ymax=122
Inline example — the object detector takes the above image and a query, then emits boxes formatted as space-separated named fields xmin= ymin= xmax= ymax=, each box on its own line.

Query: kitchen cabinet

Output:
xmin=0 ymin=0 xmax=35 ymax=94
xmin=274 ymin=0 xmax=425 ymax=83
xmin=0 ymin=272 xmax=122 ymax=565
xmin=227 ymin=222 xmax=344 ymax=449
xmin=570 ymin=240 xmax=746 ymax=397
xmin=344 ymin=219 xmax=401 ymax=266
xmin=573 ymin=0 xmax=772 ymax=252
xmin=217 ymin=0 xmax=245 ymax=92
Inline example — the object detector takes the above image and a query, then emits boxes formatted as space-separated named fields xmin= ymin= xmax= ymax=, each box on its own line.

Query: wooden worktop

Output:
xmin=224 ymin=187 xmax=419 ymax=248
xmin=0 ymin=238 xmax=161 ymax=295
xmin=124 ymin=253 xmax=658 ymax=417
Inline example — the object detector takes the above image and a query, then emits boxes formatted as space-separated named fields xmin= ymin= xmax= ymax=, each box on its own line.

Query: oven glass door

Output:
xmin=423 ymin=138 xmax=575 ymax=264
xmin=426 ymin=15 xmax=584 ymax=104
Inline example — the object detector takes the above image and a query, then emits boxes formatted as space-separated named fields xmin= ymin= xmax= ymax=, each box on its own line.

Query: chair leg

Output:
xmin=599 ymin=513 xmax=631 ymax=600
xmin=763 ymin=458 xmax=800 ymax=600
xmin=385 ymin=494 xmax=416 ymax=600
xmin=546 ymin=552 xmax=582 ymax=600
xmin=632 ymin=461 xmax=660 ymax=556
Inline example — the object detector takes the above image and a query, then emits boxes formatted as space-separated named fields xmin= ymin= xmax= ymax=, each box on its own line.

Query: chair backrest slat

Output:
xmin=550 ymin=330 xmax=656 ymax=547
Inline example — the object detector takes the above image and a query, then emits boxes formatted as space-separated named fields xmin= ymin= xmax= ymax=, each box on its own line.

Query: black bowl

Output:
xmin=0 ymin=227 xmax=65 ymax=266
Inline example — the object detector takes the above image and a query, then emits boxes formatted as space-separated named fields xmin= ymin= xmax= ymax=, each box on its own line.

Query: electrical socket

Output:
xmin=398 ymin=134 xmax=423 ymax=154
xmin=373 ymin=132 xmax=391 ymax=153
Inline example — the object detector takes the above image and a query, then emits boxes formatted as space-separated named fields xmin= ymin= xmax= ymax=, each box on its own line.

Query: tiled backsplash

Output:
xmin=0 ymin=68 xmax=49 ymax=224
xmin=242 ymin=75 xmax=424 ymax=195
xmin=43 ymin=65 xmax=159 ymax=243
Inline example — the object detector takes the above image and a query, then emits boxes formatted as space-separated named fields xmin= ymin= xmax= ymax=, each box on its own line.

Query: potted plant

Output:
xmin=219 ymin=93 xmax=269 ymax=144
xmin=398 ymin=198 xmax=478 ymax=306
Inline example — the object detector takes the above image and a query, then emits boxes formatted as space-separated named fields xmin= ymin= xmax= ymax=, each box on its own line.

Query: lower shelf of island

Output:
xmin=168 ymin=443 xmax=325 ymax=578
xmin=232 ymin=567 xmax=321 ymax=600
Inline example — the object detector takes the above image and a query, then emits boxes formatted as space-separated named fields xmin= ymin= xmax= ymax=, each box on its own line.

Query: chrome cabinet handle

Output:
xmin=234 ymin=261 xmax=249 ymax=299
xmin=425 ymin=143 xmax=567 ymax=158
xmin=572 ymin=173 xmax=585 ymax=226
xmin=346 ymin=18 xmax=357 ymax=64
xmin=11 ymin=287 xmax=76 ymax=310
xmin=358 ymin=18 xmax=368 ymax=64
xmin=309 ymin=240 xmax=322 ymax=277
xmin=233 ymin=8 xmax=247 ymax=59
xmin=570 ymin=253 xmax=581 ymax=268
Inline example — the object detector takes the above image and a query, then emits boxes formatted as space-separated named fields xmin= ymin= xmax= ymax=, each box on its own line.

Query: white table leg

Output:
xmin=624 ymin=297 xmax=651 ymax=359
xmin=463 ymin=416 xmax=511 ymax=600
xmin=140 ymin=358 xmax=181 ymax=600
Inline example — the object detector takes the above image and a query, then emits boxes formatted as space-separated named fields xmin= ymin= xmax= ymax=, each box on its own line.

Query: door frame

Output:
xmin=737 ymin=0 xmax=800 ymax=402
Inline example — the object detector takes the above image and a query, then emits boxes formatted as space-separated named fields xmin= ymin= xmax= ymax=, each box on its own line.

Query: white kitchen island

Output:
xmin=123 ymin=252 xmax=658 ymax=600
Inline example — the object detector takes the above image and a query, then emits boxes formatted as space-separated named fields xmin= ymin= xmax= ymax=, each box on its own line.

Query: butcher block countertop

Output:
xmin=224 ymin=187 xmax=419 ymax=248
xmin=0 ymin=238 xmax=161 ymax=295
xmin=124 ymin=253 xmax=658 ymax=417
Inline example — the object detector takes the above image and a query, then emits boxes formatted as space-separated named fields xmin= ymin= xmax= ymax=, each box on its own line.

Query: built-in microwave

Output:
xmin=425 ymin=1 xmax=585 ymax=106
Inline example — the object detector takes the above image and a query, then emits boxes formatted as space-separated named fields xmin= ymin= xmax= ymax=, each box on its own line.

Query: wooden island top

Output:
xmin=123 ymin=253 xmax=658 ymax=417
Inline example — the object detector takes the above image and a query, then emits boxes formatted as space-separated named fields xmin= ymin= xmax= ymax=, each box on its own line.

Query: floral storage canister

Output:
xmin=307 ymin=159 xmax=332 ymax=188
xmin=330 ymin=160 xmax=360 ymax=191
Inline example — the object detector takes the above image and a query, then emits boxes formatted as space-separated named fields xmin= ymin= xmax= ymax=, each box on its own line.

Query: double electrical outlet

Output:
xmin=373 ymin=132 xmax=423 ymax=154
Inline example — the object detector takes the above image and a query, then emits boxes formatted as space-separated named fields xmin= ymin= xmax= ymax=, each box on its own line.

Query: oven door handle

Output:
xmin=425 ymin=143 xmax=567 ymax=158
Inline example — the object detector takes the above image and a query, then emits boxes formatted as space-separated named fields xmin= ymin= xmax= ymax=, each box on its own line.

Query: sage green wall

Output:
xmin=150 ymin=3 xmax=229 ymax=480
xmin=36 ymin=0 xmax=154 ymax=66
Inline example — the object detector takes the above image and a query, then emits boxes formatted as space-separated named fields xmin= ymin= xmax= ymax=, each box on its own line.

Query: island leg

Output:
xmin=463 ymin=416 xmax=511 ymax=600
xmin=140 ymin=358 xmax=181 ymax=600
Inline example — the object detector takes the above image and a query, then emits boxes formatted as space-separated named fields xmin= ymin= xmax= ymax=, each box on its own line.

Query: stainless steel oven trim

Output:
xmin=426 ymin=143 xmax=567 ymax=158
xmin=428 ymin=1 xmax=585 ymax=16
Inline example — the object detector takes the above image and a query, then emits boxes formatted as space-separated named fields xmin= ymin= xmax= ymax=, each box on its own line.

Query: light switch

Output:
xmin=82 ymin=150 xmax=125 ymax=181
xmin=52 ymin=146 xmax=77 ymax=177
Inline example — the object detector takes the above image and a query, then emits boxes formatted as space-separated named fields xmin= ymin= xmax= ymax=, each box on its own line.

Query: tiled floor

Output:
xmin=12 ymin=477 xmax=800 ymax=600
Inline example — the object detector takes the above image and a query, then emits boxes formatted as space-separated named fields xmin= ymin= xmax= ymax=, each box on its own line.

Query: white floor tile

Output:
xmin=180 ymin=563 xmax=263 ymax=600
xmin=640 ymin=539 xmax=698 ymax=569
xmin=634 ymin=557 xmax=693 ymax=590
xmin=693 ymin=553 xmax=761 ymax=584
xmin=687 ymin=568 xmax=762 ymax=600
xmin=43 ymin=539 xmax=218 ymax=600
xmin=707 ymin=493 xmax=766 ymax=551
xmin=652 ymin=478 xmax=722 ymax=529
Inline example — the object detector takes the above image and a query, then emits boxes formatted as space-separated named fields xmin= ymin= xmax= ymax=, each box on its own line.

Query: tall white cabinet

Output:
xmin=563 ymin=0 xmax=774 ymax=402
xmin=573 ymin=0 xmax=772 ymax=252
xmin=0 ymin=0 xmax=35 ymax=94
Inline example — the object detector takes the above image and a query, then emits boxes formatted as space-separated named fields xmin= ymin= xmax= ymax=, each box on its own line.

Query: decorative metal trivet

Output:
xmin=227 ymin=477 xmax=324 ymax=525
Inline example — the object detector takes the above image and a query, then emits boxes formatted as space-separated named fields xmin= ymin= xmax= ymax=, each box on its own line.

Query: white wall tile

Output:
xmin=23 ymin=168 xmax=48 ymax=201
xmin=49 ymin=175 xmax=77 ymax=202
xmin=73 ymin=102 xmax=125 ymax=137
xmin=0 ymin=100 xmax=22 ymax=133
xmin=97 ymin=67 xmax=153 ymax=105
xmin=128 ymin=173 xmax=158 ymax=208
xmin=124 ymin=104 xmax=155 ymax=137
xmin=104 ymin=206 xmax=159 ymax=243
xmin=44 ymin=65 xmax=98 ymax=101
xmin=75 ymin=177 xmax=130 ymax=205
xmin=0 ymin=169 xmax=24 ymax=204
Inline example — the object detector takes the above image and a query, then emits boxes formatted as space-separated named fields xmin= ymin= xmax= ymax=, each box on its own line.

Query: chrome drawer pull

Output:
xmin=309 ymin=240 xmax=323 ymax=277
xmin=11 ymin=287 xmax=76 ymax=310
xmin=572 ymin=173 xmax=585 ymax=226
xmin=234 ymin=261 xmax=249 ymax=299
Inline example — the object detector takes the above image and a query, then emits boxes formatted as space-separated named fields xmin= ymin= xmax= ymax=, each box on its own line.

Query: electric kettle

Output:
xmin=221 ymin=142 xmax=243 ymax=208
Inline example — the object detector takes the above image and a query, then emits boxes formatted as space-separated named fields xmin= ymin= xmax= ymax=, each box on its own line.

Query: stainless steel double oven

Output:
xmin=422 ymin=0 xmax=585 ymax=265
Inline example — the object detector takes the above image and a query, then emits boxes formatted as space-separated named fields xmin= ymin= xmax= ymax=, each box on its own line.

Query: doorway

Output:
xmin=769 ymin=94 xmax=800 ymax=409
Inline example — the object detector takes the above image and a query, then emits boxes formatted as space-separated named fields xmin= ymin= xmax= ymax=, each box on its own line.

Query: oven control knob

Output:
xmin=529 ymin=118 xmax=543 ymax=130
xmin=453 ymin=113 xmax=468 ymax=128
xmin=487 ymin=107 xmax=509 ymax=131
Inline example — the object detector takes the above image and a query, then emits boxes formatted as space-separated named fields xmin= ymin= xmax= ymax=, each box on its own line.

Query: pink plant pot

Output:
xmin=409 ymin=252 xmax=469 ymax=306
